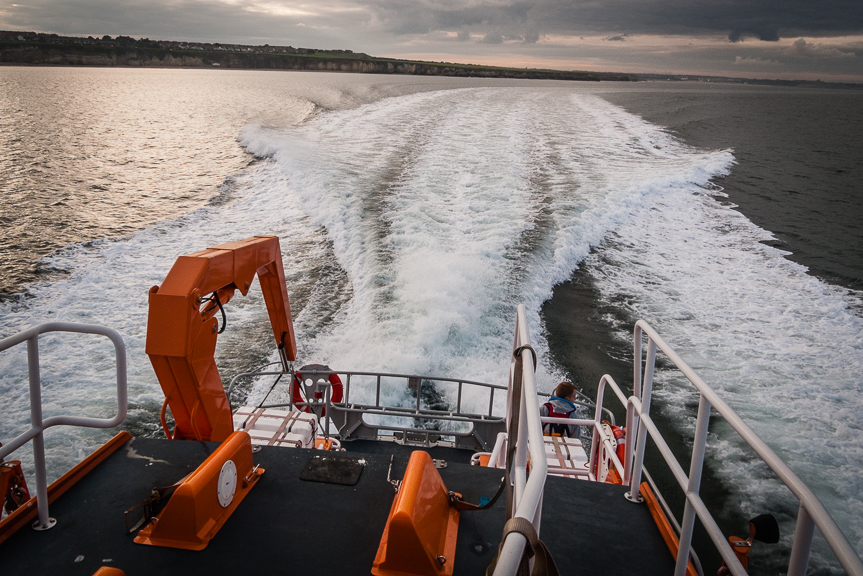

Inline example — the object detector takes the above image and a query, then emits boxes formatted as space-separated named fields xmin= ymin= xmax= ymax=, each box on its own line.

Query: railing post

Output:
xmin=623 ymin=401 xmax=635 ymax=485
xmin=633 ymin=324 xmax=643 ymax=403
xmin=675 ymin=393 xmax=711 ymax=576
xmin=787 ymin=503 xmax=815 ymax=576
xmin=27 ymin=335 xmax=55 ymax=531
xmin=588 ymin=378 xmax=606 ymax=475
xmin=627 ymin=338 xmax=656 ymax=503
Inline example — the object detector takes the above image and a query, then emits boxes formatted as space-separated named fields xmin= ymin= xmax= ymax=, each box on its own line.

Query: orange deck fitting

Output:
xmin=372 ymin=450 xmax=460 ymax=576
xmin=134 ymin=431 xmax=264 ymax=551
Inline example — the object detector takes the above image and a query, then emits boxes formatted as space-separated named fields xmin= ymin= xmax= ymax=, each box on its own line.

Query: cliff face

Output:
xmin=0 ymin=42 xmax=635 ymax=82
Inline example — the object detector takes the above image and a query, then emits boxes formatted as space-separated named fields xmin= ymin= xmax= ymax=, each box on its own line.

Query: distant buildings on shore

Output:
xmin=0 ymin=30 xmax=361 ymax=57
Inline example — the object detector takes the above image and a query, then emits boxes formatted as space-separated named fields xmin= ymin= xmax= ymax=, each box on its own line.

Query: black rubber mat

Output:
xmin=299 ymin=453 xmax=366 ymax=485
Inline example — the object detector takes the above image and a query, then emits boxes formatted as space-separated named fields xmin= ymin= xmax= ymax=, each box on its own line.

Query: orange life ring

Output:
xmin=595 ymin=423 xmax=627 ymax=484
xmin=612 ymin=425 xmax=626 ymax=469
xmin=292 ymin=365 xmax=343 ymax=415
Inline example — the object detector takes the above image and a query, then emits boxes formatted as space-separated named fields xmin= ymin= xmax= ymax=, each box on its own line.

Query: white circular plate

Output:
xmin=217 ymin=460 xmax=237 ymax=508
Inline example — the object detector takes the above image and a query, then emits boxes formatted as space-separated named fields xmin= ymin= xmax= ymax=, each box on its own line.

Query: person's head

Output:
xmin=554 ymin=381 xmax=578 ymax=401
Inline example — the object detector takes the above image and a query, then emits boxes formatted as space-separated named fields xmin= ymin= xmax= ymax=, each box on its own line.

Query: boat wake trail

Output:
xmin=16 ymin=85 xmax=861 ymax=568
xmin=0 ymin=86 xmax=729 ymax=476
xmin=239 ymin=88 xmax=731 ymax=400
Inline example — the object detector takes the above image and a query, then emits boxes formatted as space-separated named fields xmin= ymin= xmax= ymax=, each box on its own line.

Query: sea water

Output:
xmin=0 ymin=68 xmax=860 ymax=574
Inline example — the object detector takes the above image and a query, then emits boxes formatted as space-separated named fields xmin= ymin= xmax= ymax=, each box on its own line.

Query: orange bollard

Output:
xmin=134 ymin=431 xmax=264 ymax=551
xmin=92 ymin=568 xmax=125 ymax=576
xmin=372 ymin=451 xmax=459 ymax=576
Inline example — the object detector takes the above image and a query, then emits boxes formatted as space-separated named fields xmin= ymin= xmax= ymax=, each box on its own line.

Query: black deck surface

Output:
xmin=0 ymin=437 xmax=676 ymax=575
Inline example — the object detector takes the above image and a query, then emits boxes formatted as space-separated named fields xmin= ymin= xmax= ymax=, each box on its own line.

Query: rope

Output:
xmin=449 ymin=475 xmax=506 ymax=511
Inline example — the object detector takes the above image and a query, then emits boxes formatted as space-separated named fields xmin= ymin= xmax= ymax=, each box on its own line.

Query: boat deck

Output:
xmin=1 ymin=436 xmax=676 ymax=575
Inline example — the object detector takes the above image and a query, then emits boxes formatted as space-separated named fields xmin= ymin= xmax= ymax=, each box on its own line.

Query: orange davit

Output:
xmin=146 ymin=236 xmax=297 ymax=442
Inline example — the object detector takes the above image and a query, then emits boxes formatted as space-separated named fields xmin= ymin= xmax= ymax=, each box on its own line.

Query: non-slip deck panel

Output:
xmin=0 ymin=437 xmax=505 ymax=576
xmin=0 ymin=437 xmax=675 ymax=576
xmin=543 ymin=476 xmax=677 ymax=575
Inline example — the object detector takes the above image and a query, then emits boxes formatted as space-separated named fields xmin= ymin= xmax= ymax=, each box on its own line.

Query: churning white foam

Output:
xmin=237 ymin=88 xmax=732 ymax=412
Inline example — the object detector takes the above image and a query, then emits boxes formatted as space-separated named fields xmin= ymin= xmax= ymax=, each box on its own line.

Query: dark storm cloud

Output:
xmin=480 ymin=32 xmax=504 ymax=44
xmin=362 ymin=0 xmax=863 ymax=42
xmin=3 ymin=0 xmax=861 ymax=81
xmin=6 ymin=0 xmax=862 ymax=47
xmin=1 ymin=0 xmax=365 ymax=47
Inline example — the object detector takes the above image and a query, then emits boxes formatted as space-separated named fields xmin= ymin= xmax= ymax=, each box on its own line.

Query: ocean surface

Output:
xmin=1 ymin=67 xmax=861 ymax=574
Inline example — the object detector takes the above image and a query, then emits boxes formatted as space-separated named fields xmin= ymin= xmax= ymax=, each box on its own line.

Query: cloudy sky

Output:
xmin=2 ymin=0 xmax=862 ymax=82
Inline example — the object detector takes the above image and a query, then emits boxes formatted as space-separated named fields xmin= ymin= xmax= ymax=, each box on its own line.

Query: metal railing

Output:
xmin=228 ymin=367 xmax=509 ymax=451
xmin=0 ymin=323 xmax=127 ymax=530
xmin=493 ymin=304 xmax=549 ymax=576
xmin=616 ymin=319 xmax=863 ymax=576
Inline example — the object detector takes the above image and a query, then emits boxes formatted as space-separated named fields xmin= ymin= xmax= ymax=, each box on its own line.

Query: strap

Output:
xmin=485 ymin=517 xmax=560 ymax=576
xmin=513 ymin=344 xmax=537 ymax=370
xmin=505 ymin=347 xmax=525 ymax=518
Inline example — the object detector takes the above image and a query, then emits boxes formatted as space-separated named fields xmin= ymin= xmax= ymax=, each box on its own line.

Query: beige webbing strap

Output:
xmin=505 ymin=347 xmax=526 ymax=519
xmin=270 ymin=411 xmax=301 ymax=446
xmin=551 ymin=436 xmax=566 ymax=469
xmin=485 ymin=517 xmax=560 ymax=576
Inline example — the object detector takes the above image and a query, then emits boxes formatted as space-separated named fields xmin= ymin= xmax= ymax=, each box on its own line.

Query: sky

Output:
xmin=2 ymin=0 xmax=862 ymax=82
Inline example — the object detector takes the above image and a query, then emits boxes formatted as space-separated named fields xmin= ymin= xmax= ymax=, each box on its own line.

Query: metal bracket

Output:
xmin=386 ymin=455 xmax=402 ymax=493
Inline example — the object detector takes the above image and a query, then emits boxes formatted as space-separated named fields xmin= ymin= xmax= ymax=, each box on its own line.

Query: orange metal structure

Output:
xmin=146 ymin=236 xmax=297 ymax=442
xmin=728 ymin=536 xmax=751 ymax=570
xmin=641 ymin=482 xmax=698 ymax=576
xmin=372 ymin=451 xmax=460 ymax=576
xmin=92 ymin=568 xmax=126 ymax=576
xmin=0 ymin=459 xmax=30 ymax=515
xmin=134 ymin=430 xmax=264 ymax=551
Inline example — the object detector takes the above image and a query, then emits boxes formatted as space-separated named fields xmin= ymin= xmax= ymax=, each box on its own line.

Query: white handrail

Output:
xmin=626 ymin=319 xmax=863 ymax=576
xmin=0 ymin=322 xmax=128 ymax=530
xmin=493 ymin=304 xmax=549 ymax=576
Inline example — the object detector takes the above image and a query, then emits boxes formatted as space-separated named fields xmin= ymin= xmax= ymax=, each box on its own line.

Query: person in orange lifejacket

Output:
xmin=540 ymin=381 xmax=581 ymax=438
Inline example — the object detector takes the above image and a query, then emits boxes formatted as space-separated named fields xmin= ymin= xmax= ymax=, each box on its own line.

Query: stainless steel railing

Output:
xmin=618 ymin=319 xmax=863 ymax=576
xmin=228 ymin=366 xmax=509 ymax=451
xmin=493 ymin=304 xmax=549 ymax=576
xmin=0 ymin=323 xmax=127 ymax=530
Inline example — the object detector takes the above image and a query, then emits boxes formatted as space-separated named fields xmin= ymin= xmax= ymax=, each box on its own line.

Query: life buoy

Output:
xmin=595 ymin=422 xmax=627 ymax=484
xmin=612 ymin=425 xmax=626 ymax=469
xmin=605 ymin=425 xmax=626 ymax=485
xmin=292 ymin=364 xmax=343 ymax=415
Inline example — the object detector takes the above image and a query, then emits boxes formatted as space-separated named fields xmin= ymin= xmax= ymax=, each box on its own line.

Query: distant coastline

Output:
xmin=0 ymin=31 xmax=633 ymax=82
xmin=1 ymin=31 xmax=861 ymax=89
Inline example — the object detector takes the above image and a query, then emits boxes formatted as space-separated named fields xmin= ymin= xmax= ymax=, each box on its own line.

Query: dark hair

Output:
xmin=554 ymin=381 xmax=577 ymax=399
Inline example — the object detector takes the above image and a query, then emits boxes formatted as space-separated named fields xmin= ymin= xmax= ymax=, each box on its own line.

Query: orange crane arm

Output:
xmin=145 ymin=236 xmax=297 ymax=442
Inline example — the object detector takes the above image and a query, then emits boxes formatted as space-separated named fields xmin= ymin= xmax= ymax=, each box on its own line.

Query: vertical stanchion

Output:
xmin=674 ymin=393 xmax=711 ymax=576
xmin=27 ymin=335 xmax=55 ymax=531
xmin=627 ymin=338 xmax=656 ymax=503
xmin=787 ymin=504 xmax=815 ymax=576
xmin=623 ymin=401 xmax=635 ymax=485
